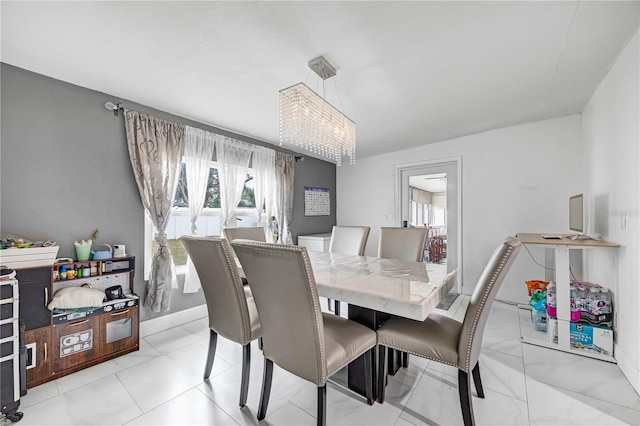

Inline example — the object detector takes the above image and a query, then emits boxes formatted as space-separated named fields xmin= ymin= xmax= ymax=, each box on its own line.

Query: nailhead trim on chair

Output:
xmin=232 ymin=240 xmax=328 ymax=384
xmin=219 ymin=238 xmax=252 ymax=345
xmin=379 ymin=239 xmax=521 ymax=373
xmin=378 ymin=342 xmax=460 ymax=369
xmin=461 ymin=240 xmax=520 ymax=372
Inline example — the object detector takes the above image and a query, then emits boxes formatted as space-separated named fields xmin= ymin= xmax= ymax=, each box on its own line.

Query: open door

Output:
xmin=395 ymin=157 xmax=461 ymax=290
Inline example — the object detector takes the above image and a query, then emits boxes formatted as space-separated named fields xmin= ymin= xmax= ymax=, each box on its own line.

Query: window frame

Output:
xmin=143 ymin=160 xmax=258 ymax=280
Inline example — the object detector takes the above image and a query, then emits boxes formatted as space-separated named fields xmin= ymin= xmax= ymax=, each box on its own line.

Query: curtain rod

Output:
xmin=104 ymin=101 xmax=124 ymax=116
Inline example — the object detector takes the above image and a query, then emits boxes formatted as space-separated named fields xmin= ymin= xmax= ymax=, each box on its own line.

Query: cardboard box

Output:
xmin=570 ymin=323 xmax=613 ymax=356
xmin=0 ymin=246 xmax=59 ymax=269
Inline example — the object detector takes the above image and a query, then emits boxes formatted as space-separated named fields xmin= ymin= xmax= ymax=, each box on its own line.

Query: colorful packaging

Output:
xmin=570 ymin=323 xmax=613 ymax=355
xmin=525 ymin=280 xmax=549 ymax=296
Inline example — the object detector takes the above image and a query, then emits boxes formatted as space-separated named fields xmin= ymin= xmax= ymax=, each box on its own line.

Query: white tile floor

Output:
xmin=16 ymin=297 xmax=640 ymax=426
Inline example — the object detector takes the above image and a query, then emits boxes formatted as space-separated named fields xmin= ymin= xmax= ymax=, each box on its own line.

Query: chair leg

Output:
xmin=363 ymin=348 xmax=374 ymax=405
xmin=471 ymin=362 xmax=484 ymax=398
xmin=239 ymin=343 xmax=251 ymax=407
xmin=377 ymin=346 xmax=388 ymax=403
xmin=402 ymin=351 xmax=409 ymax=368
xmin=204 ymin=329 xmax=217 ymax=379
xmin=317 ymin=385 xmax=327 ymax=426
xmin=458 ymin=369 xmax=476 ymax=426
xmin=257 ymin=358 xmax=274 ymax=421
xmin=334 ymin=300 xmax=341 ymax=316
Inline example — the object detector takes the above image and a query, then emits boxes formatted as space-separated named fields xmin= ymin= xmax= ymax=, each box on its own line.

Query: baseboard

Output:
xmin=139 ymin=304 xmax=208 ymax=338
xmin=614 ymin=343 xmax=640 ymax=395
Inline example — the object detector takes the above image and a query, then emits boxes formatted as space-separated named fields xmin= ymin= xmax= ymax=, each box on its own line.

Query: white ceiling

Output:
xmin=2 ymin=1 xmax=638 ymax=162
xmin=409 ymin=173 xmax=447 ymax=193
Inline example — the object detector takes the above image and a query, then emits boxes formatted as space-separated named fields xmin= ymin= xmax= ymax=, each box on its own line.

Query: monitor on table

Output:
xmin=569 ymin=194 xmax=584 ymax=233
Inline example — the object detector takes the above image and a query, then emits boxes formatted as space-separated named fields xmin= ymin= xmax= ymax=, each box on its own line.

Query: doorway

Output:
xmin=395 ymin=157 xmax=461 ymax=289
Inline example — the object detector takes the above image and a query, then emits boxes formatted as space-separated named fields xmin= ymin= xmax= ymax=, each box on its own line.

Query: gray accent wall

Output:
xmin=1 ymin=63 xmax=336 ymax=321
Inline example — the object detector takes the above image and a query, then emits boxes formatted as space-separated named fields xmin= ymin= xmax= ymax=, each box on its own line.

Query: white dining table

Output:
xmin=304 ymin=250 xmax=458 ymax=400
xmin=307 ymin=251 xmax=457 ymax=321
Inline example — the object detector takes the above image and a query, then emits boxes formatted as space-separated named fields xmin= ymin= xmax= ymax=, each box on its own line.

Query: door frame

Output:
xmin=394 ymin=156 xmax=462 ymax=289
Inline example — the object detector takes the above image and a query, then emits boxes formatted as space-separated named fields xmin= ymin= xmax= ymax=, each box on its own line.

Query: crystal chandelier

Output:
xmin=279 ymin=57 xmax=356 ymax=166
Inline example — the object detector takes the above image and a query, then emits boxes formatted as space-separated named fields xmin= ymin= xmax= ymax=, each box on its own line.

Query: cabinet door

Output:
xmin=25 ymin=327 xmax=52 ymax=388
xmin=17 ymin=267 xmax=52 ymax=330
xmin=52 ymin=316 xmax=99 ymax=372
xmin=99 ymin=307 xmax=139 ymax=356
xmin=298 ymin=237 xmax=329 ymax=253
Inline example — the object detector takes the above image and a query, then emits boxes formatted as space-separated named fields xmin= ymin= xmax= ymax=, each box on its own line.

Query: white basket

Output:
xmin=0 ymin=246 xmax=60 ymax=269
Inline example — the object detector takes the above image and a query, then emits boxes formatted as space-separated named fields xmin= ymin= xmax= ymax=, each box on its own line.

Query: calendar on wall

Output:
xmin=304 ymin=186 xmax=330 ymax=216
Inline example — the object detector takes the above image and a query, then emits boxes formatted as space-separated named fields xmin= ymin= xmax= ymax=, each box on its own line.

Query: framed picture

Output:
xmin=304 ymin=186 xmax=330 ymax=216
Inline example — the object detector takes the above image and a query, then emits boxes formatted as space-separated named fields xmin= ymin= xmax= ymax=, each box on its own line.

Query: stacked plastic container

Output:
xmin=526 ymin=280 xmax=549 ymax=332
xmin=546 ymin=281 xmax=614 ymax=355
xmin=546 ymin=281 xmax=613 ymax=327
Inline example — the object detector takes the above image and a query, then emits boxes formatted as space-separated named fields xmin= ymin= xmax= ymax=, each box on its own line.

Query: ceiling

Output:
xmin=2 ymin=1 xmax=638 ymax=162
xmin=409 ymin=173 xmax=447 ymax=193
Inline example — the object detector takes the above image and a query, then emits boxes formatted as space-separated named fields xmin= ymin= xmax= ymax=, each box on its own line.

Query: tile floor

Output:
xmin=15 ymin=296 xmax=640 ymax=425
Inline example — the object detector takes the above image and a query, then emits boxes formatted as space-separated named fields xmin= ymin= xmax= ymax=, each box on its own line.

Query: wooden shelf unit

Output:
xmin=21 ymin=256 xmax=139 ymax=388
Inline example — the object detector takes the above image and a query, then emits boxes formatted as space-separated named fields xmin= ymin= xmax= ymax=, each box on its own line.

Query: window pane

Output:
xmin=152 ymin=213 xmax=222 ymax=267
xmin=159 ymin=162 xmax=256 ymax=269
xmin=239 ymin=174 xmax=255 ymax=208
xmin=433 ymin=208 xmax=446 ymax=227
xmin=235 ymin=215 xmax=261 ymax=227
xmin=204 ymin=168 xmax=220 ymax=208
xmin=173 ymin=164 xmax=188 ymax=207
xmin=177 ymin=164 xmax=255 ymax=209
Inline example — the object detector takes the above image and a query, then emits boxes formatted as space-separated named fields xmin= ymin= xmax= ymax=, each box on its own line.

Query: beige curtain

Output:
xmin=124 ymin=110 xmax=185 ymax=313
xmin=273 ymin=152 xmax=295 ymax=244
xmin=410 ymin=187 xmax=433 ymax=204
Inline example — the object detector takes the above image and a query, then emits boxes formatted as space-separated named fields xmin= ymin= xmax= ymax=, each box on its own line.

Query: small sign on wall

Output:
xmin=304 ymin=186 xmax=330 ymax=216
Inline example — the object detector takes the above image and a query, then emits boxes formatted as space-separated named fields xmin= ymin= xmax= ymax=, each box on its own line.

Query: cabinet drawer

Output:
xmin=99 ymin=307 xmax=138 ymax=356
xmin=52 ymin=316 xmax=99 ymax=372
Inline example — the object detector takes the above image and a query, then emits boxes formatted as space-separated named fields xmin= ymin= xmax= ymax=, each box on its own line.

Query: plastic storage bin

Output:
xmin=531 ymin=309 xmax=548 ymax=332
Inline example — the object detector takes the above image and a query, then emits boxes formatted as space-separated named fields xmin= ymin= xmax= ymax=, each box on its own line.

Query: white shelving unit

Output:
xmin=516 ymin=233 xmax=619 ymax=362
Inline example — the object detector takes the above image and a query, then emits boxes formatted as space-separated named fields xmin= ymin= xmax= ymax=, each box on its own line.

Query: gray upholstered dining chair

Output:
xmin=377 ymin=226 xmax=430 ymax=367
xmin=223 ymin=226 xmax=267 ymax=243
xmin=223 ymin=226 xmax=267 ymax=283
xmin=327 ymin=225 xmax=370 ymax=316
xmin=376 ymin=236 xmax=522 ymax=426
xmin=180 ymin=235 xmax=261 ymax=407
xmin=230 ymin=239 xmax=377 ymax=426
xmin=378 ymin=227 xmax=429 ymax=262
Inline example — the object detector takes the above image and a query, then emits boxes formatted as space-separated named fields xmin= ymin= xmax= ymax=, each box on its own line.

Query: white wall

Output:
xmin=582 ymin=31 xmax=639 ymax=393
xmin=337 ymin=114 xmax=583 ymax=301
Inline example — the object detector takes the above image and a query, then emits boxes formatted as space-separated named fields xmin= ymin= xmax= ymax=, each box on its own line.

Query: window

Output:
xmin=144 ymin=162 xmax=259 ymax=278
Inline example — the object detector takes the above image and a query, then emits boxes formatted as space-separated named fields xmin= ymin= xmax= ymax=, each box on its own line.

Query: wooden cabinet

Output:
xmin=24 ymin=327 xmax=51 ymax=387
xmin=20 ymin=256 xmax=138 ymax=388
xmin=16 ymin=267 xmax=52 ymax=330
xmin=52 ymin=316 xmax=100 ymax=372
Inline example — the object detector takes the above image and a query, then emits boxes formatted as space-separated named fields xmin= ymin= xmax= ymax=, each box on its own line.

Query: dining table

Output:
xmin=306 ymin=251 xmax=458 ymax=400
xmin=235 ymin=248 xmax=458 ymax=401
